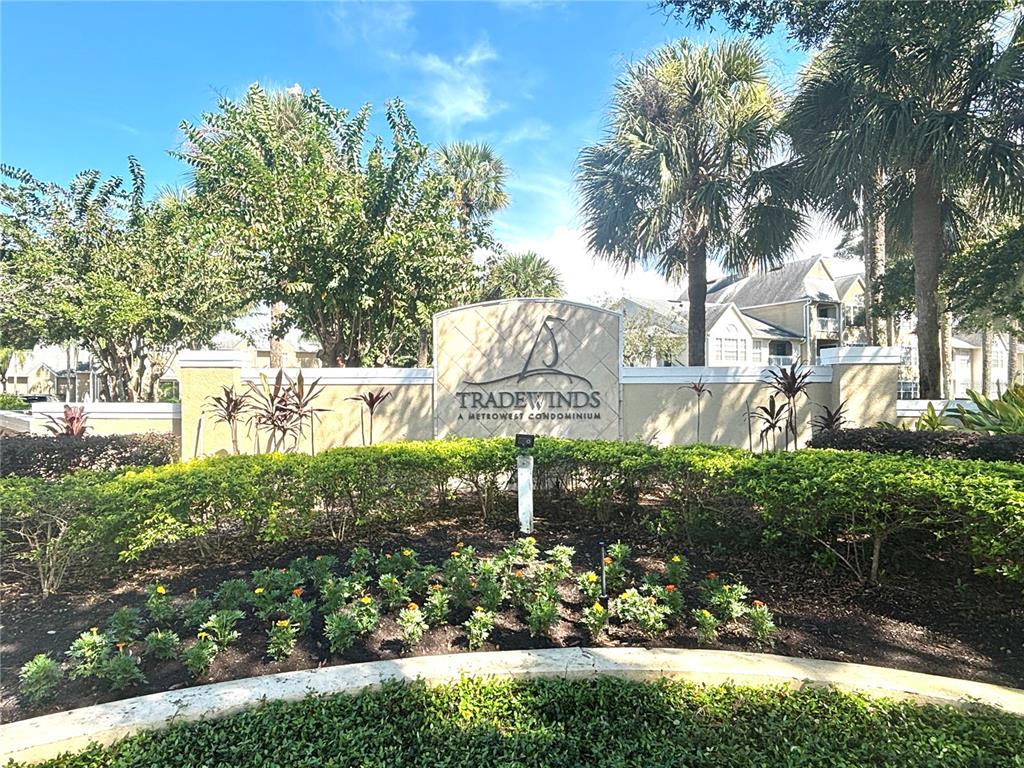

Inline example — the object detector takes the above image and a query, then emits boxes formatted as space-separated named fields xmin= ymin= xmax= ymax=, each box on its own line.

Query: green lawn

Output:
xmin=18 ymin=677 xmax=1023 ymax=768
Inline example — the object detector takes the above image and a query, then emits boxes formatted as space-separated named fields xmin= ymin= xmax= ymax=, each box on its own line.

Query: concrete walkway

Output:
xmin=3 ymin=647 xmax=1023 ymax=764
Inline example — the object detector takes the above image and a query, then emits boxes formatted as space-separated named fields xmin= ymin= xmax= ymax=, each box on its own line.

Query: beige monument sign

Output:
xmin=433 ymin=299 xmax=622 ymax=440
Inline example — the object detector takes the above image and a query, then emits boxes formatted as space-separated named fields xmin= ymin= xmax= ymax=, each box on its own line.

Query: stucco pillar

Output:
xmin=819 ymin=347 xmax=901 ymax=428
xmin=177 ymin=350 xmax=253 ymax=460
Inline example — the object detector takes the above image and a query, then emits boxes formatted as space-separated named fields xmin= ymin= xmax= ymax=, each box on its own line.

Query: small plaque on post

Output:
xmin=515 ymin=433 xmax=535 ymax=451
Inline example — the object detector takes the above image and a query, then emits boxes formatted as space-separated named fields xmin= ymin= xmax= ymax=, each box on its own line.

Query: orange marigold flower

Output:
xmin=514 ymin=570 xmax=525 ymax=579
xmin=292 ymin=587 xmax=304 ymax=598
xmin=706 ymin=571 xmax=718 ymax=580
xmin=752 ymin=600 xmax=766 ymax=608
xmin=431 ymin=584 xmax=443 ymax=592
xmin=603 ymin=556 xmax=613 ymax=566
xmin=407 ymin=602 xmax=419 ymax=611
xmin=646 ymin=596 xmax=656 ymax=604
xmin=665 ymin=584 xmax=676 ymax=593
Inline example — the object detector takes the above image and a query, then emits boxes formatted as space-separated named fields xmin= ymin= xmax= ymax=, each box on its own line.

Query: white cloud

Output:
xmin=503 ymin=225 xmax=685 ymax=304
xmin=401 ymin=39 xmax=503 ymax=131
xmin=498 ymin=118 xmax=551 ymax=145
xmin=329 ymin=0 xmax=415 ymax=48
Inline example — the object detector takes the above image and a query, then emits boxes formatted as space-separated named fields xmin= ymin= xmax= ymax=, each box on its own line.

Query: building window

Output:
xmin=751 ymin=340 xmax=765 ymax=364
xmin=897 ymin=380 xmax=920 ymax=400
xmin=715 ymin=336 xmax=747 ymax=363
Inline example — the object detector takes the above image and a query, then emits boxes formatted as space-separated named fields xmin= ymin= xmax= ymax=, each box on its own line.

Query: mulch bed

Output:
xmin=2 ymin=513 xmax=1022 ymax=724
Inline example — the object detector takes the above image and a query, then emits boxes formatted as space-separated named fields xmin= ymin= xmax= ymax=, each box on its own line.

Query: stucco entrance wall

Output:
xmin=433 ymin=299 xmax=622 ymax=440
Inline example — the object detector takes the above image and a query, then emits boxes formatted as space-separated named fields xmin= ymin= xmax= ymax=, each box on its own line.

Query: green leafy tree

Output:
xmin=481 ymin=251 xmax=563 ymax=301
xmin=577 ymin=40 xmax=807 ymax=366
xmin=785 ymin=2 xmax=1024 ymax=397
xmin=660 ymin=0 xmax=855 ymax=48
xmin=180 ymin=85 xmax=478 ymax=367
xmin=620 ymin=311 xmax=683 ymax=367
xmin=0 ymin=163 xmax=250 ymax=401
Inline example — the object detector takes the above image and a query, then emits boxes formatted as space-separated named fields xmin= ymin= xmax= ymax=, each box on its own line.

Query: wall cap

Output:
xmin=177 ymin=350 xmax=254 ymax=368
xmin=2 ymin=648 xmax=1021 ymax=765
xmin=30 ymin=402 xmax=181 ymax=420
xmin=240 ymin=367 xmax=433 ymax=385
xmin=622 ymin=365 xmax=832 ymax=384
xmin=819 ymin=346 xmax=902 ymax=365
xmin=896 ymin=398 xmax=977 ymax=417
xmin=433 ymin=297 xmax=621 ymax=321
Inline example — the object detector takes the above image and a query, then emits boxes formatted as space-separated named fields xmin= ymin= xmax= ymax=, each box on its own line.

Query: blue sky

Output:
xmin=2 ymin=0 xmax=834 ymax=300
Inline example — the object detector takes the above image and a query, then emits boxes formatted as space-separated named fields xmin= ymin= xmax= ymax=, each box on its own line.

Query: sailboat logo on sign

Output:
xmin=455 ymin=315 xmax=602 ymax=421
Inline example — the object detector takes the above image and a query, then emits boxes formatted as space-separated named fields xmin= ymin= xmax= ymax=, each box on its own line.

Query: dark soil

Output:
xmin=2 ymin=513 xmax=1022 ymax=724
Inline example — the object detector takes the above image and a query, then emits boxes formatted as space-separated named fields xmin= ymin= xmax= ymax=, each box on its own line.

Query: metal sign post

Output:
xmin=515 ymin=433 xmax=535 ymax=534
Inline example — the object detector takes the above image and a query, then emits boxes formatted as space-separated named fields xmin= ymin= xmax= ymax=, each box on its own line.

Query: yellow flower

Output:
xmin=116 ymin=642 xmax=126 ymax=652
xmin=701 ymin=610 xmax=712 ymax=618
xmin=407 ymin=602 xmax=419 ymax=611
xmin=671 ymin=555 xmax=682 ymax=563
xmin=722 ymin=584 xmax=731 ymax=592
xmin=525 ymin=536 xmax=536 ymax=545
xmin=646 ymin=596 xmax=656 ymax=604
xmin=586 ymin=573 xmax=598 ymax=582
xmin=592 ymin=602 xmax=605 ymax=613
xmin=275 ymin=619 xmax=291 ymax=628
xmin=402 ymin=549 xmax=412 ymax=557
xmin=385 ymin=553 xmax=392 ymax=560
xmin=360 ymin=595 xmax=372 ymax=605
xmin=198 ymin=631 xmax=210 ymax=639
xmin=155 ymin=585 xmax=167 ymax=595
xmin=89 ymin=626 xmax=99 ymax=635
xmin=456 ymin=541 xmax=465 ymax=549
xmin=315 ymin=555 xmax=323 ymax=560
xmin=450 ymin=550 xmax=460 ymax=558
xmin=190 ymin=587 xmax=197 ymax=597
xmin=254 ymin=587 xmax=265 ymax=595
xmin=474 ymin=606 xmax=484 ymax=612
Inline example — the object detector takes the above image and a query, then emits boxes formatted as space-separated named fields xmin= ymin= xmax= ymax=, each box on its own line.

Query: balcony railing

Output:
xmin=767 ymin=355 xmax=797 ymax=367
xmin=814 ymin=317 xmax=840 ymax=335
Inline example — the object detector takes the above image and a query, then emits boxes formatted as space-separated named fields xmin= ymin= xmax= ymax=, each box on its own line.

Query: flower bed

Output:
xmin=9 ymin=677 xmax=1023 ymax=768
xmin=13 ymin=537 xmax=780 ymax=713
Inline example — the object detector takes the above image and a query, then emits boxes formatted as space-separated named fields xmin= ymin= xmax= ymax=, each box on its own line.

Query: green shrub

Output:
xmin=66 ymin=628 xmax=111 ymax=678
xmin=809 ymin=427 xmax=1024 ymax=462
xmin=105 ymin=607 xmax=143 ymax=644
xmin=0 ymin=432 xmax=178 ymax=479
xmin=100 ymin=651 xmax=146 ymax=690
xmin=266 ymin=619 xmax=298 ymax=661
xmin=2 ymin=439 xmax=1021 ymax=591
xmin=181 ymin=635 xmax=217 ymax=678
xmin=397 ymin=603 xmax=428 ymax=649
xmin=19 ymin=677 xmax=1022 ymax=768
xmin=0 ymin=392 xmax=30 ymax=411
xmin=464 ymin=607 xmax=495 ymax=650
xmin=200 ymin=609 xmax=245 ymax=649
xmin=18 ymin=653 xmax=62 ymax=703
xmin=143 ymin=629 xmax=180 ymax=660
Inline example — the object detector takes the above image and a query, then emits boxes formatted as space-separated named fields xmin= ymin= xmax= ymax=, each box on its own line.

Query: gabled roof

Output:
xmin=744 ymin=315 xmax=803 ymax=340
xmin=706 ymin=257 xmax=841 ymax=307
xmin=835 ymin=274 xmax=863 ymax=299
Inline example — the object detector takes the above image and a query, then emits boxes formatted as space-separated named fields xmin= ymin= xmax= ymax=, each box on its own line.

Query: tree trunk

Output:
xmin=863 ymin=171 xmax=886 ymax=346
xmin=269 ymin=302 xmax=286 ymax=368
xmin=417 ymin=327 xmax=430 ymax=367
xmin=911 ymin=168 xmax=944 ymax=399
xmin=1009 ymin=327 xmax=1019 ymax=386
xmin=981 ymin=326 xmax=993 ymax=396
xmin=686 ymin=240 xmax=708 ymax=367
xmin=940 ymin=310 xmax=954 ymax=400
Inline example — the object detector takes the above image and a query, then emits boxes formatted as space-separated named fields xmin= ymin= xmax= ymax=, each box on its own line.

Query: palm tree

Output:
xmin=482 ymin=251 xmax=564 ymax=300
xmin=785 ymin=2 xmax=1024 ymax=398
xmin=576 ymin=40 xmax=806 ymax=366
xmin=436 ymin=142 xmax=509 ymax=226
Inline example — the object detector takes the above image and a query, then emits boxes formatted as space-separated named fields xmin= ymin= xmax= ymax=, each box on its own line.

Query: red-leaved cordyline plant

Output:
xmin=749 ymin=395 xmax=788 ymax=452
xmin=245 ymin=370 xmax=326 ymax=454
xmin=204 ymin=385 xmax=249 ymax=454
xmin=347 ymin=389 xmax=391 ymax=445
xmin=42 ymin=405 xmax=88 ymax=437
xmin=762 ymin=363 xmax=813 ymax=450
xmin=812 ymin=399 xmax=848 ymax=433
xmin=682 ymin=378 xmax=713 ymax=443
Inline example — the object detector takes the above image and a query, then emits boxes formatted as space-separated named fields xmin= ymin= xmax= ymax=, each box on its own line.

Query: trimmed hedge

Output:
xmin=2 ymin=439 xmax=1022 ymax=594
xmin=13 ymin=678 xmax=1024 ymax=768
xmin=0 ymin=433 xmax=179 ymax=479
xmin=809 ymin=427 xmax=1024 ymax=463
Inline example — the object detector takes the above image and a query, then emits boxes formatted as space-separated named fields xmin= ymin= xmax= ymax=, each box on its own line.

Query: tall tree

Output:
xmin=435 ymin=141 xmax=509 ymax=233
xmin=785 ymin=2 xmax=1024 ymax=398
xmin=481 ymin=251 xmax=564 ymax=300
xmin=576 ymin=40 xmax=806 ymax=366
xmin=660 ymin=0 xmax=854 ymax=49
xmin=0 ymin=163 xmax=252 ymax=400
xmin=180 ymin=85 xmax=478 ymax=367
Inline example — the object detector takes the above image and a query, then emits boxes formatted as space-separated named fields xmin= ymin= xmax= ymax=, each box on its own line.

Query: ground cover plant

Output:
xmin=10 ymin=677 xmax=1024 ymax=768
xmin=9 ymin=536 xmax=783 ymax=717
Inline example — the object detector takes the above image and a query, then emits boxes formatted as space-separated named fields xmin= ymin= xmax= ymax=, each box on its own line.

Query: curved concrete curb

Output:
xmin=3 ymin=648 xmax=1022 ymax=764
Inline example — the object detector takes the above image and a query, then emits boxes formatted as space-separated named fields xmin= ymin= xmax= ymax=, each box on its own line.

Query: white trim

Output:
xmin=818 ymin=346 xmax=901 ymax=365
xmin=3 ymin=648 xmax=1023 ymax=765
xmin=176 ymin=350 xmax=254 ymax=368
xmin=241 ymin=367 xmax=433 ymax=386
xmin=621 ymin=365 xmax=833 ymax=384
xmin=30 ymin=402 xmax=181 ymax=420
